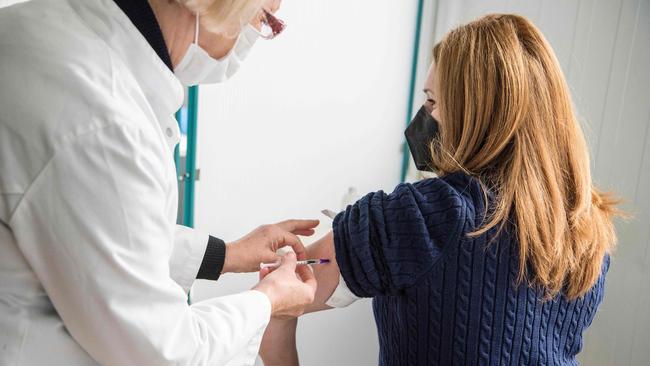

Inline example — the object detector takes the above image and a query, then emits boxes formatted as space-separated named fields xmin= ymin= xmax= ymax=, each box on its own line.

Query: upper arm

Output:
xmin=305 ymin=231 xmax=339 ymax=313
xmin=332 ymin=179 xmax=467 ymax=297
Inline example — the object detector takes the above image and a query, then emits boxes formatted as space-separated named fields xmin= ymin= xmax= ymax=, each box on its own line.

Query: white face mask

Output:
xmin=174 ymin=14 xmax=260 ymax=86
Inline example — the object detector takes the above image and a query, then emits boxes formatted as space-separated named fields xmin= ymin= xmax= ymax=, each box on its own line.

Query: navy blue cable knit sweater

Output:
xmin=333 ymin=172 xmax=609 ymax=366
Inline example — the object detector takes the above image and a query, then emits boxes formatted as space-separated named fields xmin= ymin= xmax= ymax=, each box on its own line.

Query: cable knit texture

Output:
xmin=333 ymin=172 xmax=609 ymax=366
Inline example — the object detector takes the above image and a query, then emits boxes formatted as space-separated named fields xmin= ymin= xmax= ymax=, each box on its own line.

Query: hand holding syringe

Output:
xmin=260 ymin=258 xmax=330 ymax=270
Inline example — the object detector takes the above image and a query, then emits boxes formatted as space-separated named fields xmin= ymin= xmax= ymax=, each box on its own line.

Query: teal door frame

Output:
xmin=174 ymin=85 xmax=200 ymax=228
xmin=400 ymin=0 xmax=425 ymax=183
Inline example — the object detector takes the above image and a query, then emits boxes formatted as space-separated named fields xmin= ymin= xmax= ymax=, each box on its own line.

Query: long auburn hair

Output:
xmin=430 ymin=14 xmax=619 ymax=299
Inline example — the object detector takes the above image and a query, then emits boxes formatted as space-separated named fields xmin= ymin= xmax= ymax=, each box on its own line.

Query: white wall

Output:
xmin=0 ymin=0 xmax=27 ymax=7
xmin=191 ymin=1 xmax=422 ymax=365
xmin=192 ymin=0 xmax=650 ymax=364
xmin=431 ymin=1 xmax=650 ymax=365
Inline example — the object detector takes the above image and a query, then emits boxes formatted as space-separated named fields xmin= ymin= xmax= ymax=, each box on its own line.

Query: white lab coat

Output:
xmin=0 ymin=0 xmax=270 ymax=365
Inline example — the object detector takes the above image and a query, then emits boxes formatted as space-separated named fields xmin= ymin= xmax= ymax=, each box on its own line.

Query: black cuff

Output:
xmin=196 ymin=236 xmax=226 ymax=281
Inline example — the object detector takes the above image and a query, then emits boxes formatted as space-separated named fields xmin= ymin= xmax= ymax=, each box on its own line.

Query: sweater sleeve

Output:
xmin=332 ymin=178 xmax=467 ymax=297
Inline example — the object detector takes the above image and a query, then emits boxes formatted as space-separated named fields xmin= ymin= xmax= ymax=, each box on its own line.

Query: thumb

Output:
xmin=296 ymin=264 xmax=317 ymax=290
xmin=259 ymin=267 xmax=270 ymax=280
xmin=279 ymin=252 xmax=297 ymax=272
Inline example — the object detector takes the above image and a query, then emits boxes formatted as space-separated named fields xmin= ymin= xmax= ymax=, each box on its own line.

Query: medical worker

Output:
xmin=0 ymin=0 xmax=317 ymax=364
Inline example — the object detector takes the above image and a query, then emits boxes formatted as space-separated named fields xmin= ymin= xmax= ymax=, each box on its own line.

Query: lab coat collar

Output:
xmin=67 ymin=0 xmax=184 ymax=130
xmin=112 ymin=0 xmax=174 ymax=71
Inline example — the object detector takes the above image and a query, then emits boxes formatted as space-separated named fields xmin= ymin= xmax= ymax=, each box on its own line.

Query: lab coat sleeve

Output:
xmin=8 ymin=124 xmax=270 ymax=366
xmin=171 ymin=227 xmax=228 ymax=292
xmin=170 ymin=225 xmax=209 ymax=292
xmin=169 ymin=225 xmax=226 ymax=293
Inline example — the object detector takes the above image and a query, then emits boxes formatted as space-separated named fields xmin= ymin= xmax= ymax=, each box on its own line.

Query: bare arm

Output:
xmin=259 ymin=231 xmax=341 ymax=365
xmin=305 ymin=231 xmax=341 ymax=313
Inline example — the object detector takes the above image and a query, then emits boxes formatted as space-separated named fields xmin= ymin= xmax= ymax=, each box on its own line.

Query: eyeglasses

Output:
xmin=257 ymin=9 xmax=286 ymax=39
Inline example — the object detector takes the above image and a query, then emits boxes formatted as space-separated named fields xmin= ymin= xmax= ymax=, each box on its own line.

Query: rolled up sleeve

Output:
xmin=170 ymin=225 xmax=208 ymax=292
xmin=333 ymin=180 xmax=467 ymax=297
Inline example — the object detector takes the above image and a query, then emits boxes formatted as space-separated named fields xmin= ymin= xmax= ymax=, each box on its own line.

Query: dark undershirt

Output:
xmin=113 ymin=0 xmax=225 ymax=281
xmin=112 ymin=0 xmax=173 ymax=70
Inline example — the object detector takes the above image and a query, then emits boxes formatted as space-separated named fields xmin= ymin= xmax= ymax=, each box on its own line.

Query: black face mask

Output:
xmin=404 ymin=106 xmax=440 ymax=172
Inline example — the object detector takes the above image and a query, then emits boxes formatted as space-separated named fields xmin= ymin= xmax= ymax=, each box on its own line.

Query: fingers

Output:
xmin=259 ymin=267 xmax=270 ymax=280
xmin=274 ymin=231 xmax=307 ymax=260
xmin=276 ymin=219 xmax=320 ymax=234
xmin=279 ymin=252 xmax=297 ymax=272
xmin=285 ymin=233 xmax=307 ymax=260
xmin=295 ymin=264 xmax=317 ymax=291
xmin=292 ymin=229 xmax=316 ymax=237
xmin=270 ymin=220 xmax=319 ymax=259
xmin=262 ymin=252 xmax=281 ymax=265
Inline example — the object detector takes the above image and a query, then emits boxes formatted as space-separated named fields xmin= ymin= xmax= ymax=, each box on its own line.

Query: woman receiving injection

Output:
xmin=259 ymin=14 xmax=619 ymax=366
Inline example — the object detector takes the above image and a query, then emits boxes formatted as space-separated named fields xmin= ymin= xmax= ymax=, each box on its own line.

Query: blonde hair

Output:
xmin=177 ymin=0 xmax=263 ymax=36
xmin=430 ymin=14 xmax=619 ymax=299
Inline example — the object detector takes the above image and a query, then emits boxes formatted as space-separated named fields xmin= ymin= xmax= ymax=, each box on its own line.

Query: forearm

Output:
xmin=259 ymin=318 xmax=299 ymax=366
xmin=258 ymin=232 xmax=354 ymax=364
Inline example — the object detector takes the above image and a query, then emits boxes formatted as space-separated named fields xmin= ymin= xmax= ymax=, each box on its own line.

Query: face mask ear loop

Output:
xmin=194 ymin=13 xmax=200 ymax=45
